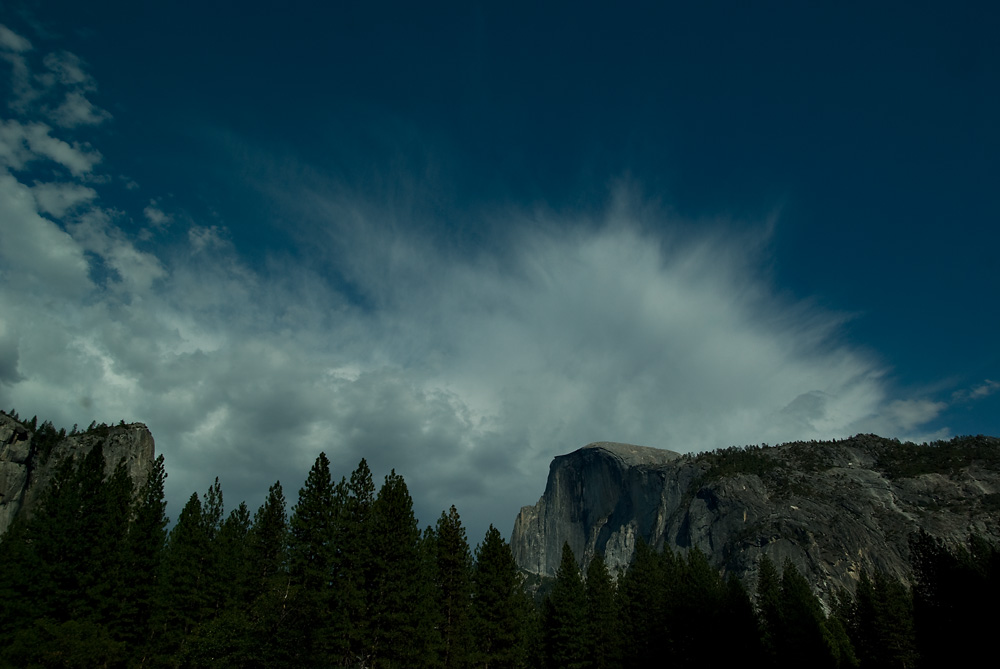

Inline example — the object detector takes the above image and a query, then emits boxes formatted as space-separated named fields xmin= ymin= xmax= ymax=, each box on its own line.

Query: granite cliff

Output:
xmin=511 ymin=435 xmax=1000 ymax=601
xmin=0 ymin=411 xmax=155 ymax=536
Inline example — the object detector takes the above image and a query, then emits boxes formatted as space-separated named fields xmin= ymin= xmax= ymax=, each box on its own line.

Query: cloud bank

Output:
xmin=0 ymin=24 xmax=975 ymax=540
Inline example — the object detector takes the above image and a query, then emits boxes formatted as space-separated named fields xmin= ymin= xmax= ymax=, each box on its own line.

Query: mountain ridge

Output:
xmin=511 ymin=434 xmax=1000 ymax=602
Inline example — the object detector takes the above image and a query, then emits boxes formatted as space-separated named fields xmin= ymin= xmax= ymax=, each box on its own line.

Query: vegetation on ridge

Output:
xmin=1 ymin=410 xmax=998 ymax=667
xmin=690 ymin=433 xmax=1000 ymax=482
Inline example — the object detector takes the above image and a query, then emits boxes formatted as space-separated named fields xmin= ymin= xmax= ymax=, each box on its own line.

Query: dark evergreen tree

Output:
xmin=121 ymin=453 xmax=168 ymax=650
xmin=247 ymin=481 xmax=288 ymax=597
xmin=617 ymin=539 xmax=667 ymax=667
xmin=366 ymin=469 xmax=435 ymax=667
xmin=776 ymin=558 xmax=856 ymax=669
xmin=3 ymin=619 xmax=127 ymax=668
xmin=0 ymin=443 xmax=148 ymax=664
xmin=332 ymin=458 xmax=377 ymax=665
xmin=542 ymin=543 xmax=588 ymax=669
xmin=756 ymin=554 xmax=783 ymax=667
xmin=243 ymin=481 xmax=293 ymax=668
xmin=89 ymin=459 xmax=135 ymax=633
xmin=217 ymin=501 xmax=252 ymax=606
xmin=185 ymin=499 xmax=254 ymax=666
xmin=472 ymin=525 xmax=533 ymax=669
xmin=0 ymin=516 xmax=34 ymax=624
xmin=15 ymin=445 xmax=132 ymax=627
xmin=420 ymin=523 xmax=446 ymax=667
xmin=151 ymin=492 xmax=214 ymax=663
xmin=663 ymin=547 xmax=722 ymax=663
xmin=722 ymin=572 xmax=766 ymax=663
xmin=584 ymin=554 xmax=619 ymax=669
xmin=849 ymin=570 xmax=917 ymax=669
xmin=286 ymin=452 xmax=337 ymax=665
xmin=184 ymin=608 xmax=255 ymax=669
xmin=201 ymin=476 xmax=225 ymax=541
xmin=41 ymin=445 xmax=107 ymax=622
xmin=432 ymin=505 xmax=474 ymax=669
xmin=910 ymin=531 xmax=999 ymax=665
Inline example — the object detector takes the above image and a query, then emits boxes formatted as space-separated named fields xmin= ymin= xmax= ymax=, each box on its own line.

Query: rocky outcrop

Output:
xmin=0 ymin=411 xmax=155 ymax=536
xmin=0 ymin=414 xmax=32 ymax=534
xmin=511 ymin=435 xmax=1000 ymax=602
xmin=512 ymin=442 xmax=683 ymax=576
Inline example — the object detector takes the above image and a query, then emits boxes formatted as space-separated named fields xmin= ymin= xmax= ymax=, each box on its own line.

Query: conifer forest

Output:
xmin=0 ymin=416 xmax=997 ymax=668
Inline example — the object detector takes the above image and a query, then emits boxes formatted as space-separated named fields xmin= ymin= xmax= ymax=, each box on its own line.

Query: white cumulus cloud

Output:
xmin=0 ymin=119 xmax=101 ymax=176
xmin=49 ymin=91 xmax=112 ymax=128
xmin=0 ymin=169 xmax=93 ymax=296
xmin=31 ymin=181 xmax=97 ymax=217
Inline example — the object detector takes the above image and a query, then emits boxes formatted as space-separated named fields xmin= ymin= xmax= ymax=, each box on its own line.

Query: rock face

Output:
xmin=512 ymin=442 xmax=683 ymax=576
xmin=511 ymin=435 xmax=1000 ymax=602
xmin=0 ymin=411 xmax=155 ymax=536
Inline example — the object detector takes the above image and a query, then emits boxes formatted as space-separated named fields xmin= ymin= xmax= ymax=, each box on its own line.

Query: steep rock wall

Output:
xmin=0 ymin=412 xmax=155 ymax=536
xmin=512 ymin=442 xmax=683 ymax=575
xmin=511 ymin=435 xmax=1000 ymax=602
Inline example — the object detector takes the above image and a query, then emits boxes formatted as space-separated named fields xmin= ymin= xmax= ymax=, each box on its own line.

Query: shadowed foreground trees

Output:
xmin=0 ymin=442 xmax=540 ymax=668
xmin=611 ymin=540 xmax=763 ymax=668
xmin=472 ymin=525 xmax=535 ymax=668
xmin=908 ymin=530 xmax=999 ymax=665
xmin=542 ymin=543 xmax=588 ymax=669
xmin=1 ymin=418 xmax=997 ymax=668
xmin=429 ymin=505 xmax=474 ymax=668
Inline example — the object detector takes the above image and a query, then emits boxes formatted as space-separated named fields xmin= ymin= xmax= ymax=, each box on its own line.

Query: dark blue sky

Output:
xmin=1 ymin=1 xmax=998 ymax=538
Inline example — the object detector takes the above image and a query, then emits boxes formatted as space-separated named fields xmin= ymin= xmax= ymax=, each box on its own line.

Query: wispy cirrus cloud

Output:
xmin=0 ymin=21 xmax=991 ymax=543
xmin=0 ymin=24 xmax=31 ymax=53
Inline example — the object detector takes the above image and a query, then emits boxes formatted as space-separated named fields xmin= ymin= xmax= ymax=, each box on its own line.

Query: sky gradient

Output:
xmin=1 ymin=1 xmax=998 ymax=541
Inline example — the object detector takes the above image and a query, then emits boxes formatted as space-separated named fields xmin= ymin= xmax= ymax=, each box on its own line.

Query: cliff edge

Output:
xmin=511 ymin=435 xmax=1000 ymax=601
xmin=0 ymin=411 xmax=155 ymax=536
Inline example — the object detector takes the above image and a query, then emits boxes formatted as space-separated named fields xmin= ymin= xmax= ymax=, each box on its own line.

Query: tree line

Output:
xmin=541 ymin=528 xmax=998 ymax=669
xmin=0 ymin=417 xmax=997 ymax=667
xmin=0 ymin=443 xmax=534 ymax=668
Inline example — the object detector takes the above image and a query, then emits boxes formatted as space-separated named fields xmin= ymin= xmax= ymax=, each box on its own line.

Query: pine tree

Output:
xmin=668 ymin=547 xmax=725 ymax=663
xmin=40 ymin=446 xmax=104 ymax=622
xmin=367 ymin=469 xmax=434 ymax=667
xmin=721 ymin=573 xmax=765 ymax=664
xmin=2 ymin=619 xmax=127 ymax=668
xmin=88 ymin=458 xmax=135 ymax=632
xmin=247 ymin=481 xmax=288 ymax=599
xmin=201 ymin=477 xmax=225 ymax=541
xmin=756 ymin=554 xmax=783 ymax=667
xmin=0 ymin=510 xmax=44 ymax=637
xmin=850 ymin=570 xmax=917 ymax=669
xmin=121 ymin=453 xmax=168 ymax=652
xmin=216 ymin=501 xmax=252 ymax=606
xmin=334 ymin=458 xmax=376 ymax=664
xmin=432 ymin=506 xmax=474 ymax=669
xmin=584 ymin=554 xmax=619 ymax=669
xmin=6 ymin=443 xmax=130 ymax=632
xmin=286 ymin=452 xmax=337 ymax=665
xmin=775 ymin=559 xmax=856 ymax=669
xmin=617 ymin=539 xmax=668 ymax=666
xmin=152 ymin=492 xmax=214 ymax=662
xmin=542 ymin=543 xmax=588 ymax=669
xmin=244 ymin=481 xmax=292 ymax=668
xmin=185 ymin=500 xmax=255 ymax=669
xmin=0 ymin=443 xmax=162 ymax=665
xmin=778 ymin=559 xmax=828 ymax=666
xmin=910 ymin=531 xmax=999 ymax=665
xmin=472 ymin=525 xmax=532 ymax=669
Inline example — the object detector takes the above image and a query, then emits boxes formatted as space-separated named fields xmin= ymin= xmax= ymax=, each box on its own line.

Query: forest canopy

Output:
xmin=0 ymin=413 xmax=997 ymax=667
